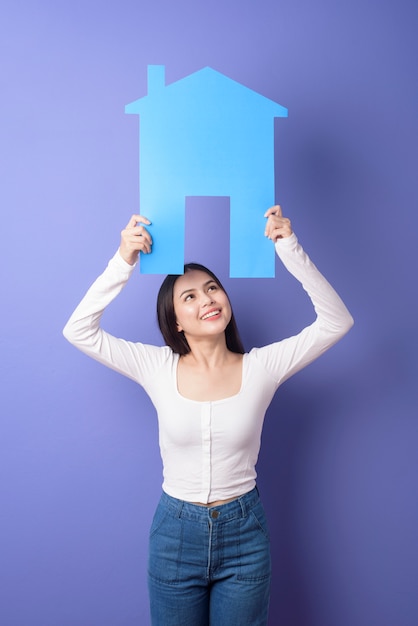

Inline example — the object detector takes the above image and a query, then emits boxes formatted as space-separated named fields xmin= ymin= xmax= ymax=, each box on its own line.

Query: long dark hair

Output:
xmin=157 ymin=262 xmax=245 ymax=355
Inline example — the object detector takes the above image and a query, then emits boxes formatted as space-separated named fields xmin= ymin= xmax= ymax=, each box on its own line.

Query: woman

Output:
xmin=63 ymin=206 xmax=353 ymax=625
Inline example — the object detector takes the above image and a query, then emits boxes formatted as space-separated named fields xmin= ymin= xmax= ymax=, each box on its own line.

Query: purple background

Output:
xmin=1 ymin=1 xmax=417 ymax=624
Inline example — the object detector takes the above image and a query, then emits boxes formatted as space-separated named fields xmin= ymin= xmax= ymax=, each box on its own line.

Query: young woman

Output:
xmin=63 ymin=206 xmax=353 ymax=626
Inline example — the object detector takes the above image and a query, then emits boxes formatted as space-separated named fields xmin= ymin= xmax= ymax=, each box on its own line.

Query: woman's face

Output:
xmin=173 ymin=270 xmax=232 ymax=340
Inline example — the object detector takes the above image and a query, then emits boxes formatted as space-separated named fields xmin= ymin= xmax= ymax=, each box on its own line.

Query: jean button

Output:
xmin=211 ymin=510 xmax=220 ymax=519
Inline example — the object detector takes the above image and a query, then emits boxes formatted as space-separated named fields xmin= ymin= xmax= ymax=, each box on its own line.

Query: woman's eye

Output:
xmin=208 ymin=285 xmax=217 ymax=292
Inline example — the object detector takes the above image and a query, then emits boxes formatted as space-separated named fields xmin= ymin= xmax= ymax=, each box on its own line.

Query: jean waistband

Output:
xmin=159 ymin=487 xmax=260 ymax=523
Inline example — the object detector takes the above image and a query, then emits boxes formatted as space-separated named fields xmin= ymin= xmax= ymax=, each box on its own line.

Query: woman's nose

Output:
xmin=202 ymin=292 xmax=214 ymax=305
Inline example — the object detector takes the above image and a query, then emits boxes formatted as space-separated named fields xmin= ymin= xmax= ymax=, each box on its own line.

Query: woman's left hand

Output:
xmin=264 ymin=205 xmax=293 ymax=241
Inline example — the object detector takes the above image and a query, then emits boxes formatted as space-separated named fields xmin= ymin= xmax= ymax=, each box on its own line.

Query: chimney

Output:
xmin=147 ymin=65 xmax=165 ymax=95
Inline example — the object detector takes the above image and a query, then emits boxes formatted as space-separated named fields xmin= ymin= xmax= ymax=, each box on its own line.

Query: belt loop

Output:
xmin=175 ymin=499 xmax=184 ymax=519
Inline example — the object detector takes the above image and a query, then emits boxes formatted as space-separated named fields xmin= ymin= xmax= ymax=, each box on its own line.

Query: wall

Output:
xmin=1 ymin=1 xmax=417 ymax=624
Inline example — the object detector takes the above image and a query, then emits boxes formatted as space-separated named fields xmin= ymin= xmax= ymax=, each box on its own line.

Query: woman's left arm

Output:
xmin=260 ymin=206 xmax=354 ymax=384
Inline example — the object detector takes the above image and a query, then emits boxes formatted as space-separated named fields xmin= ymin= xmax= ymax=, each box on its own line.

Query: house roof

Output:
xmin=125 ymin=65 xmax=288 ymax=118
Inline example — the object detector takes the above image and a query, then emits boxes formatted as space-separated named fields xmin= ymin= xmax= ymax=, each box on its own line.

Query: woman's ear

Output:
xmin=176 ymin=321 xmax=183 ymax=333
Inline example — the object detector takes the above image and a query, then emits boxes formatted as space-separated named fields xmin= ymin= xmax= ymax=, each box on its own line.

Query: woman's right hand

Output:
xmin=119 ymin=215 xmax=152 ymax=265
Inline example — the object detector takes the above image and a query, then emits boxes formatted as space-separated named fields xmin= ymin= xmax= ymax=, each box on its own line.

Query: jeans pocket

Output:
xmin=237 ymin=502 xmax=271 ymax=583
xmin=149 ymin=502 xmax=169 ymax=539
xmin=249 ymin=502 xmax=270 ymax=542
xmin=148 ymin=505 xmax=182 ymax=584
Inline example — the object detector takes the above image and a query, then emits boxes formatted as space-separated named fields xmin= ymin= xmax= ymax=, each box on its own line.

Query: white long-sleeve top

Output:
xmin=63 ymin=233 xmax=353 ymax=503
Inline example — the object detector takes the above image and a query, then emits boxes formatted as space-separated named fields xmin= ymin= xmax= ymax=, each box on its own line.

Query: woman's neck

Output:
xmin=181 ymin=335 xmax=231 ymax=369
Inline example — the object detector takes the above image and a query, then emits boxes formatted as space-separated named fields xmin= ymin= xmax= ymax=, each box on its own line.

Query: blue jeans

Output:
xmin=148 ymin=487 xmax=271 ymax=626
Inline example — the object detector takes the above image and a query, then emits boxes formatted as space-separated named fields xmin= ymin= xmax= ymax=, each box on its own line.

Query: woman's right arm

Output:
xmin=62 ymin=215 xmax=164 ymax=384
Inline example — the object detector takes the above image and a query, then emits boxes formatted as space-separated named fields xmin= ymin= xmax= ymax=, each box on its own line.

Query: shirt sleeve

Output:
xmin=63 ymin=250 xmax=171 ymax=385
xmin=251 ymin=233 xmax=354 ymax=386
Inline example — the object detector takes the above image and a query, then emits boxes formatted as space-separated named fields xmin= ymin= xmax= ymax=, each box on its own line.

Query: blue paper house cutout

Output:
xmin=126 ymin=66 xmax=288 ymax=277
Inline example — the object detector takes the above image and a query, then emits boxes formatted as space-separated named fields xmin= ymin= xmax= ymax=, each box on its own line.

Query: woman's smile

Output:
xmin=201 ymin=308 xmax=222 ymax=321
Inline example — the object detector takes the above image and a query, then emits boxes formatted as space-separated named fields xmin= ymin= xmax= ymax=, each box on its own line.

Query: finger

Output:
xmin=136 ymin=215 xmax=151 ymax=226
xmin=126 ymin=214 xmax=141 ymax=228
xmin=121 ymin=223 xmax=153 ymax=256
xmin=126 ymin=214 xmax=151 ymax=229
xmin=136 ymin=238 xmax=152 ymax=254
xmin=264 ymin=215 xmax=284 ymax=237
xmin=123 ymin=223 xmax=153 ymax=243
xmin=269 ymin=221 xmax=293 ymax=241
xmin=264 ymin=205 xmax=282 ymax=218
xmin=125 ymin=232 xmax=153 ymax=254
xmin=265 ymin=216 xmax=292 ymax=239
xmin=124 ymin=233 xmax=152 ymax=254
xmin=136 ymin=225 xmax=153 ymax=245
